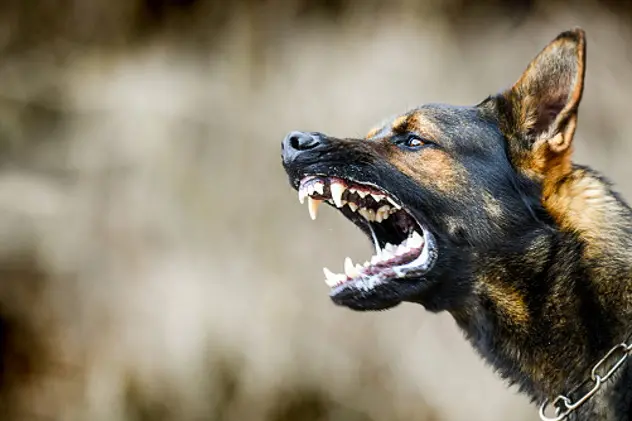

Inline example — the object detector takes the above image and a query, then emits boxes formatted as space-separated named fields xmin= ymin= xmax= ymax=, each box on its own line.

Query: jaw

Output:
xmin=330 ymin=275 xmax=434 ymax=311
xmin=294 ymin=175 xmax=439 ymax=311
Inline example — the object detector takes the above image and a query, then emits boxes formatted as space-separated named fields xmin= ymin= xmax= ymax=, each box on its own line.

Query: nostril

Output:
xmin=293 ymin=132 xmax=320 ymax=150
xmin=289 ymin=135 xmax=302 ymax=150
xmin=282 ymin=131 xmax=322 ymax=161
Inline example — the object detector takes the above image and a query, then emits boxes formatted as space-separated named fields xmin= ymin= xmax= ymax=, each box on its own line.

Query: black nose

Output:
xmin=282 ymin=131 xmax=323 ymax=163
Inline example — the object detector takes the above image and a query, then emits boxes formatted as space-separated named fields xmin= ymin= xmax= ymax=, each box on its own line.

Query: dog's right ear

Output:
xmin=490 ymin=28 xmax=586 ymax=177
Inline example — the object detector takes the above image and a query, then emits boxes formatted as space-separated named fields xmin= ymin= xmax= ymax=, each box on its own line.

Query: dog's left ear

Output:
xmin=495 ymin=28 xmax=586 ymax=160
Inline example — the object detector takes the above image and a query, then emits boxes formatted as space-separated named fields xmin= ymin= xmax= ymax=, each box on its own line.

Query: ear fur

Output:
xmin=494 ymin=28 xmax=586 ymax=175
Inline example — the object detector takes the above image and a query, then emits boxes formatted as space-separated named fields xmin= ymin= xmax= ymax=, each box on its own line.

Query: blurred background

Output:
xmin=1 ymin=1 xmax=632 ymax=420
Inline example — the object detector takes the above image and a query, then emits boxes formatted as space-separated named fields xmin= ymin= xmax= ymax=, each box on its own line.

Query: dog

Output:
xmin=280 ymin=28 xmax=632 ymax=420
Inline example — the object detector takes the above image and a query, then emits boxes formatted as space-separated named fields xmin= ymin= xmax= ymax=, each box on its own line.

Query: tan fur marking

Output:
xmin=391 ymin=115 xmax=408 ymax=132
xmin=389 ymin=147 xmax=466 ymax=193
xmin=406 ymin=112 xmax=442 ymax=140
xmin=478 ymin=278 xmax=530 ymax=329
xmin=365 ymin=127 xmax=381 ymax=139
xmin=380 ymin=110 xmax=465 ymax=193
xmin=543 ymin=169 xmax=621 ymax=253
xmin=518 ymin=93 xmax=539 ymax=134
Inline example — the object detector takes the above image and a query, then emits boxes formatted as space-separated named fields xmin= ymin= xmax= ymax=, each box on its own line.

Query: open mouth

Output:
xmin=297 ymin=175 xmax=438 ymax=295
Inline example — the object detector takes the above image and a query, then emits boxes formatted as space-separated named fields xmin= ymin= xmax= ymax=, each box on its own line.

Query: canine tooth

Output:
xmin=344 ymin=257 xmax=354 ymax=273
xmin=371 ymin=193 xmax=385 ymax=202
xmin=323 ymin=267 xmax=336 ymax=286
xmin=323 ymin=267 xmax=345 ymax=287
xmin=348 ymin=202 xmax=358 ymax=212
xmin=298 ymin=188 xmax=308 ymax=204
xmin=330 ymin=181 xmax=346 ymax=208
xmin=308 ymin=197 xmax=322 ymax=220
xmin=313 ymin=181 xmax=324 ymax=195
xmin=344 ymin=257 xmax=360 ymax=278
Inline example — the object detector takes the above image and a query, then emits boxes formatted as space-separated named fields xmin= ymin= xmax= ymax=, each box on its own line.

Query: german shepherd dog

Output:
xmin=281 ymin=29 xmax=632 ymax=420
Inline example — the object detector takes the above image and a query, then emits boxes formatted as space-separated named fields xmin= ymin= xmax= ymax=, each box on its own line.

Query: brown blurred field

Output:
xmin=1 ymin=1 xmax=632 ymax=420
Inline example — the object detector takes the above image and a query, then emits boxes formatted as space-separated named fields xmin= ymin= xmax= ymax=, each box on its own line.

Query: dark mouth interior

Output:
xmin=298 ymin=175 xmax=431 ymax=288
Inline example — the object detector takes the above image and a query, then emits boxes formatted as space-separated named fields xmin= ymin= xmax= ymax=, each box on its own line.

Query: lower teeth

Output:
xmin=323 ymin=230 xmax=425 ymax=287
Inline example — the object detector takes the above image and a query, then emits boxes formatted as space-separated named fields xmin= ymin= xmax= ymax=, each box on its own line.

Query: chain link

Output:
xmin=539 ymin=342 xmax=632 ymax=421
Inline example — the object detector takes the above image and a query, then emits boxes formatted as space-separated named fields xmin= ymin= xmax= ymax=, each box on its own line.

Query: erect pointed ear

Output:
xmin=497 ymin=28 xmax=586 ymax=155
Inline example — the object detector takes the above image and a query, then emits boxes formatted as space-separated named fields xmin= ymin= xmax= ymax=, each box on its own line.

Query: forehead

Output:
xmin=366 ymin=104 xmax=503 ymax=151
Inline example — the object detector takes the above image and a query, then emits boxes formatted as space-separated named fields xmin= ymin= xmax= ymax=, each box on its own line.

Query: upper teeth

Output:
xmin=330 ymin=181 xmax=346 ymax=208
xmin=308 ymin=197 xmax=322 ymax=220
xmin=344 ymin=257 xmax=362 ymax=278
xmin=298 ymin=177 xmax=401 ymax=223
xmin=298 ymin=188 xmax=308 ymax=204
xmin=298 ymin=177 xmax=429 ymax=289
xmin=313 ymin=181 xmax=324 ymax=195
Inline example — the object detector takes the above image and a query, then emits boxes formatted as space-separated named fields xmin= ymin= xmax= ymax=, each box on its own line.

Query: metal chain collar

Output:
xmin=539 ymin=342 xmax=632 ymax=421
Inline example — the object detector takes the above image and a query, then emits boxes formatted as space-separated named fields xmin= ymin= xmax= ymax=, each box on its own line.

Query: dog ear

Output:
xmin=496 ymin=29 xmax=586 ymax=156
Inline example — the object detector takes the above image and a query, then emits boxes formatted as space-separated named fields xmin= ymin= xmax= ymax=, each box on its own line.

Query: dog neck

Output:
xmin=451 ymin=165 xmax=632 ymax=417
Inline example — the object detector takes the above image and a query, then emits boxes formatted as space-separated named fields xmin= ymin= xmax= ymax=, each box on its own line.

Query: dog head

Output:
xmin=281 ymin=29 xmax=586 ymax=312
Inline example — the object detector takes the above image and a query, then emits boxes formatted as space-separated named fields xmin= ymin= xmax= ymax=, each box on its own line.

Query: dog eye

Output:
xmin=401 ymin=135 xmax=427 ymax=150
